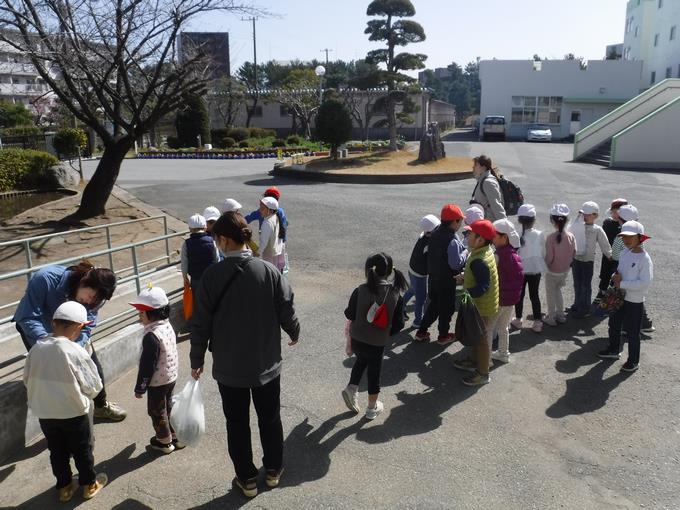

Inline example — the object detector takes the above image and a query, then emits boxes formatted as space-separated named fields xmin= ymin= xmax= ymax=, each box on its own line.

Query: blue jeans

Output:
xmin=571 ymin=260 xmax=594 ymax=315
xmin=403 ymin=273 xmax=427 ymax=323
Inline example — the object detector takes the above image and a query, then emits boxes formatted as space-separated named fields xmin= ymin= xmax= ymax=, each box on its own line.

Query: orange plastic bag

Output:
xmin=183 ymin=282 xmax=193 ymax=320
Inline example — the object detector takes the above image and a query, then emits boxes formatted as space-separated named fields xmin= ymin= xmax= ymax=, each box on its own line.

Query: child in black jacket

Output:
xmin=403 ymin=215 xmax=440 ymax=328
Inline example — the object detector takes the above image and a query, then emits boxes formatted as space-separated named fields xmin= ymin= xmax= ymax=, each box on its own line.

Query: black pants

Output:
xmin=39 ymin=414 xmax=95 ymax=489
xmin=420 ymin=283 xmax=457 ymax=336
xmin=349 ymin=338 xmax=385 ymax=395
xmin=217 ymin=376 xmax=283 ymax=482
xmin=516 ymin=274 xmax=542 ymax=319
xmin=607 ymin=301 xmax=643 ymax=365
xmin=598 ymin=255 xmax=618 ymax=292
xmin=147 ymin=382 xmax=175 ymax=441
xmin=17 ymin=324 xmax=107 ymax=408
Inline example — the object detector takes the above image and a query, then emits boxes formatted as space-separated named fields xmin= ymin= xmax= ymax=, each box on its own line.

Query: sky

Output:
xmin=189 ymin=0 xmax=627 ymax=74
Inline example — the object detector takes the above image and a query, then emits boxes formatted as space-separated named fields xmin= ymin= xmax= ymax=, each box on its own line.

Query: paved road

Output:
xmin=3 ymin=142 xmax=679 ymax=509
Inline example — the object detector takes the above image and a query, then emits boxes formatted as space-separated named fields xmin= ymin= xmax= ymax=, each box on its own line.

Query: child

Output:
xmin=220 ymin=198 xmax=243 ymax=214
xmin=597 ymin=221 xmax=653 ymax=372
xmin=462 ymin=204 xmax=484 ymax=248
xmin=130 ymin=286 xmax=181 ymax=454
xmin=245 ymin=187 xmax=289 ymax=242
xmin=403 ymin=214 xmax=440 ymax=328
xmin=596 ymin=198 xmax=628 ymax=302
xmin=513 ymin=204 xmax=547 ymax=332
xmin=23 ymin=301 xmax=107 ymax=503
xmin=415 ymin=204 xmax=467 ymax=345
xmin=453 ymin=220 xmax=499 ymax=386
xmin=259 ymin=196 xmax=286 ymax=271
xmin=342 ymin=253 xmax=407 ymax=419
xmin=569 ymin=201 xmax=612 ymax=318
xmin=202 ymin=206 xmax=221 ymax=235
xmin=491 ymin=219 xmax=524 ymax=363
xmin=181 ymin=214 xmax=219 ymax=291
xmin=543 ymin=204 xmax=577 ymax=326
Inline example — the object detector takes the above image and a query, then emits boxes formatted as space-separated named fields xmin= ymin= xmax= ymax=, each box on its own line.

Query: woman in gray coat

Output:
xmin=470 ymin=155 xmax=507 ymax=221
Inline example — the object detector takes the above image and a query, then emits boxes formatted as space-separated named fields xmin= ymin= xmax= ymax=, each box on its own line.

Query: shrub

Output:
xmin=211 ymin=128 xmax=232 ymax=148
xmin=166 ymin=135 xmax=180 ymax=149
xmin=286 ymin=135 xmax=301 ymax=146
xmin=238 ymin=140 xmax=250 ymax=148
xmin=228 ymin=127 xmax=250 ymax=142
xmin=249 ymin=127 xmax=276 ymax=139
xmin=315 ymin=98 xmax=352 ymax=159
xmin=0 ymin=148 xmax=58 ymax=192
xmin=175 ymin=94 xmax=211 ymax=147
xmin=1 ymin=125 xmax=42 ymax=137
xmin=271 ymin=138 xmax=286 ymax=147
xmin=52 ymin=127 xmax=87 ymax=159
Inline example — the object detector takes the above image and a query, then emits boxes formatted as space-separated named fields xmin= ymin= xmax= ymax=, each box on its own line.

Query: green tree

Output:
xmin=0 ymin=100 xmax=34 ymax=127
xmin=316 ymin=98 xmax=352 ymax=160
xmin=364 ymin=0 xmax=427 ymax=150
xmin=53 ymin=127 xmax=87 ymax=159
xmin=175 ymin=95 xmax=211 ymax=148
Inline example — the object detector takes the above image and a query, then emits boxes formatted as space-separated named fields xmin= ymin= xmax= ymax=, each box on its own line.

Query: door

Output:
xmin=569 ymin=110 xmax=581 ymax=135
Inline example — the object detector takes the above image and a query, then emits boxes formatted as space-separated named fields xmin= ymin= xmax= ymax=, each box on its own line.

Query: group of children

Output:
xmin=343 ymin=197 xmax=654 ymax=417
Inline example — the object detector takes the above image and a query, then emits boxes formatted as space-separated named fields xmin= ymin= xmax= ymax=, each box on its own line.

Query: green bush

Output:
xmin=1 ymin=125 xmax=42 ymax=137
xmin=271 ymin=138 xmax=286 ymax=147
xmin=222 ymin=137 xmax=236 ymax=148
xmin=238 ymin=140 xmax=250 ymax=148
xmin=249 ymin=127 xmax=276 ymax=139
xmin=228 ymin=127 xmax=250 ymax=142
xmin=166 ymin=136 xmax=180 ymax=149
xmin=0 ymin=148 xmax=58 ymax=192
xmin=53 ymin=127 xmax=87 ymax=159
xmin=286 ymin=135 xmax=301 ymax=145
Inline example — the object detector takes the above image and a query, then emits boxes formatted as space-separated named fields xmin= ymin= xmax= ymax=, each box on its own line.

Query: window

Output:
xmin=671 ymin=26 xmax=677 ymax=41
xmin=247 ymin=105 xmax=263 ymax=117
xmin=651 ymin=71 xmax=656 ymax=84
xmin=654 ymin=34 xmax=659 ymax=46
xmin=666 ymin=67 xmax=672 ymax=79
xmin=279 ymin=105 xmax=292 ymax=117
xmin=510 ymin=96 xmax=561 ymax=124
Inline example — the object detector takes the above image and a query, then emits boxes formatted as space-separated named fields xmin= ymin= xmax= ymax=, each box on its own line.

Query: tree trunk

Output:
xmin=72 ymin=138 xmax=133 ymax=219
xmin=387 ymin=95 xmax=398 ymax=151
xmin=245 ymin=96 xmax=259 ymax=127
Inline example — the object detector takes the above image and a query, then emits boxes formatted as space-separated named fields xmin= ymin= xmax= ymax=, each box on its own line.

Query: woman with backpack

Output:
xmin=470 ymin=155 xmax=507 ymax=221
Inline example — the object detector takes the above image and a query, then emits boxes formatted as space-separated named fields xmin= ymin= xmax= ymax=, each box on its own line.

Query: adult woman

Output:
xmin=13 ymin=259 xmax=126 ymax=421
xmin=189 ymin=212 xmax=300 ymax=498
xmin=258 ymin=196 xmax=286 ymax=271
xmin=470 ymin=155 xmax=507 ymax=221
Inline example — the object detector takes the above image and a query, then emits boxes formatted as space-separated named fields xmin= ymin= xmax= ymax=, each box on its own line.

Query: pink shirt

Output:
xmin=545 ymin=231 xmax=576 ymax=273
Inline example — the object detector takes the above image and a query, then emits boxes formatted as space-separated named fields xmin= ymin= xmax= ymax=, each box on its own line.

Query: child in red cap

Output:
xmin=454 ymin=219 xmax=499 ymax=386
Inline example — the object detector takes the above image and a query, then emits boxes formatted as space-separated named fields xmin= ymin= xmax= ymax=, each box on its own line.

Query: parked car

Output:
xmin=481 ymin=115 xmax=506 ymax=140
xmin=526 ymin=124 xmax=552 ymax=142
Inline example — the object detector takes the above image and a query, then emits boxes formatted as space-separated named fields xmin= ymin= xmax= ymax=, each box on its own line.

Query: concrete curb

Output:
xmin=270 ymin=166 xmax=474 ymax=184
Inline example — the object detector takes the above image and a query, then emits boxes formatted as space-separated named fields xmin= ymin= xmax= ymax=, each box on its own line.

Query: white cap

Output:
xmin=261 ymin=196 xmax=279 ymax=210
xmin=618 ymin=204 xmax=639 ymax=222
xmin=202 ymin=206 xmax=221 ymax=222
xmin=464 ymin=204 xmax=484 ymax=225
xmin=550 ymin=203 xmax=570 ymax=217
xmin=221 ymin=198 xmax=242 ymax=213
xmin=517 ymin=204 xmax=536 ymax=218
xmin=129 ymin=285 xmax=169 ymax=311
xmin=420 ymin=214 xmax=440 ymax=233
xmin=619 ymin=220 xmax=650 ymax=241
xmin=53 ymin=301 xmax=91 ymax=325
xmin=493 ymin=218 xmax=521 ymax=248
xmin=579 ymin=201 xmax=600 ymax=215
xmin=188 ymin=213 xmax=206 ymax=229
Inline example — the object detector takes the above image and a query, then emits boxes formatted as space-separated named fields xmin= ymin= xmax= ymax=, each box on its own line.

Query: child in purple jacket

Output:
xmin=491 ymin=219 xmax=524 ymax=363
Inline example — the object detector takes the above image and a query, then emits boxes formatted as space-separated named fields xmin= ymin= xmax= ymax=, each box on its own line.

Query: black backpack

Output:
xmin=480 ymin=174 xmax=524 ymax=216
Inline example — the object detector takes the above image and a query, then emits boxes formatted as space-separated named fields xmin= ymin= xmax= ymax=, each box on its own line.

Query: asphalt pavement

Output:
xmin=2 ymin=141 xmax=679 ymax=509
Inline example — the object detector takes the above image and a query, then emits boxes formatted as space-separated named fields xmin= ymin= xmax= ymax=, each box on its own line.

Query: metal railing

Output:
xmin=0 ymin=215 xmax=172 ymax=281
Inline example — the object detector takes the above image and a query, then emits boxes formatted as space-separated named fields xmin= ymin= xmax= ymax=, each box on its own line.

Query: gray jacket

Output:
xmin=471 ymin=170 xmax=507 ymax=221
xmin=190 ymin=252 xmax=300 ymax=387
xmin=345 ymin=282 xmax=404 ymax=347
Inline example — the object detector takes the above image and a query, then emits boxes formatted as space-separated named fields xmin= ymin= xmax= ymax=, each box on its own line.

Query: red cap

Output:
xmin=264 ymin=186 xmax=281 ymax=200
xmin=469 ymin=219 xmax=496 ymax=241
xmin=441 ymin=204 xmax=464 ymax=222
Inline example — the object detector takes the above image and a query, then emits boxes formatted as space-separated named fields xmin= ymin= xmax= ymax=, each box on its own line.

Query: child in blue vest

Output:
xmin=181 ymin=214 xmax=219 ymax=291
xmin=403 ymin=214 xmax=440 ymax=328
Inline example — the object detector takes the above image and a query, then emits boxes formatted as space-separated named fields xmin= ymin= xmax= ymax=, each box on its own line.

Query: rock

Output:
xmin=42 ymin=163 xmax=80 ymax=189
xmin=418 ymin=122 xmax=446 ymax=163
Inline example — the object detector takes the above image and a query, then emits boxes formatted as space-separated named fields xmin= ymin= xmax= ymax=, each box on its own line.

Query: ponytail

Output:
xmin=517 ymin=215 xmax=535 ymax=247
xmin=364 ymin=252 xmax=408 ymax=295
xmin=550 ymin=215 xmax=567 ymax=244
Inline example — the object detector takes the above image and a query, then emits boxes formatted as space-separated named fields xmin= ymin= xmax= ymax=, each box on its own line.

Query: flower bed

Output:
xmin=136 ymin=148 xmax=315 ymax=160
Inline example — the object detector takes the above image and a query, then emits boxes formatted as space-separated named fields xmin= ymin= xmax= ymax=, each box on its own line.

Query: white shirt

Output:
xmin=260 ymin=214 xmax=284 ymax=258
xmin=618 ymin=248 xmax=653 ymax=303
xmin=23 ymin=336 xmax=102 ymax=419
xmin=518 ymin=228 xmax=547 ymax=275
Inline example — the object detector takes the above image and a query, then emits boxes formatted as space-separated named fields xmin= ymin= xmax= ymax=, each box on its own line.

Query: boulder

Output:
xmin=418 ymin=122 xmax=446 ymax=163
xmin=42 ymin=163 xmax=80 ymax=189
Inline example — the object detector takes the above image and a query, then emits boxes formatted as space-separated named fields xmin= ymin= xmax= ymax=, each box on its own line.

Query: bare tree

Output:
xmin=207 ymin=76 xmax=247 ymax=127
xmin=270 ymin=69 xmax=319 ymax=139
xmin=0 ymin=0 xmax=263 ymax=219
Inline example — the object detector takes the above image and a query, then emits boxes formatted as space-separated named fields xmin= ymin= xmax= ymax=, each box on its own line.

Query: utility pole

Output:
xmin=242 ymin=16 xmax=259 ymax=127
xmin=320 ymin=48 xmax=332 ymax=66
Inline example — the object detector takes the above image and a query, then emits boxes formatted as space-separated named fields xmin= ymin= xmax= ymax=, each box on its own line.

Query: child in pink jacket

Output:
xmin=543 ymin=204 xmax=577 ymax=326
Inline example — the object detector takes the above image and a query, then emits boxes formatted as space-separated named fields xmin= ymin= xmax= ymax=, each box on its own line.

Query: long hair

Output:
xmin=212 ymin=211 xmax=253 ymax=245
xmin=550 ymin=215 xmax=568 ymax=244
xmin=517 ymin=216 xmax=535 ymax=247
xmin=66 ymin=259 xmax=116 ymax=302
xmin=474 ymin=154 xmax=501 ymax=180
xmin=364 ymin=252 xmax=408 ymax=295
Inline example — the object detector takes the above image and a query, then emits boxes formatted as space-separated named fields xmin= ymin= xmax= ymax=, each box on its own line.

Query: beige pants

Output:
xmin=545 ymin=271 xmax=568 ymax=319
xmin=492 ymin=305 xmax=514 ymax=356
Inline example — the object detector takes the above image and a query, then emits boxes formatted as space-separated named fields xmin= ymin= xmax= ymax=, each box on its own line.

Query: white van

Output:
xmin=481 ymin=115 xmax=506 ymax=141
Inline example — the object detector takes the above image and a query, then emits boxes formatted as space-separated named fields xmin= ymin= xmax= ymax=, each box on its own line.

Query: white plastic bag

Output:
xmin=170 ymin=379 xmax=205 ymax=446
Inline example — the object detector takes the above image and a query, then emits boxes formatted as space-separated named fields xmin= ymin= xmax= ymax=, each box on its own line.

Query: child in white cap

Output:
xmin=597 ymin=221 xmax=653 ymax=372
xmin=403 ymin=214 xmax=440 ymax=328
xmin=461 ymin=204 xmax=485 ymax=248
xmin=23 ymin=301 xmax=107 ymax=503
xmin=568 ymin=201 xmax=612 ymax=318
xmin=543 ymin=204 xmax=577 ymax=326
xmin=202 ymin=206 xmax=221 ymax=235
xmin=259 ymin=196 xmax=286 ymax=271
xmin=181 ymin=213 xmax=219 ymax=291
xmin=220 ymin=198 xmax=242 ymax=214
xmin=513 ymin=204 xmax=547 ymax=332
xmin=131 ymin=285 xmax=181 ymax=454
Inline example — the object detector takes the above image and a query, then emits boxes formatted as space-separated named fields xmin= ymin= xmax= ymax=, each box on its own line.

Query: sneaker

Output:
xmin=555 ymin=314 xmax=567 ymax=324
xmin=597 ymin=349 xmax=620 ymax=360
xmin=436 ymin=333 xmax=456 ymax=345
xmin=93 ymin=401 xmax=127 ymax=421
xmin=620 ymin=362 xmax=639 ymax=373
xmin=58 ymin=480 xmax=77 ymax=503
xmin=172 ymin=438 xmax=186 ymax=450
xmin=542 ymin=316 xmax=557 ymax=327
xmin=532 ymin=320 xmax=543 ymax=333
xmin=149 ymin=437 xmax=175 ymax=454
xmin=412 ymin=320 xmax=422 ymax=329
xmin=265 ymin=468 xmax=284 ymax=488
xmin=510 ymin=318 xmax=522 ymax=330
xmin=341 ymin=386 xmax=360 ymax=414
xmin=413 ymin=330 xmax=430 ymax=342
xmin=490 ymin=351 xmax=510 ymax=363
xmin=641 ymin=325 xmax=655 ymax=333
xmin=365 ymin=401 xmax=384 ymax=420
xmin=461 ymin=371 xmax=490 ymax=387
xmin=233 ymin=476 xmax=258 ymax=498
xmin=83 ymin=473 xmax=107 ymax=500
xmin=452 ymin=359 xmax=477 ymax=372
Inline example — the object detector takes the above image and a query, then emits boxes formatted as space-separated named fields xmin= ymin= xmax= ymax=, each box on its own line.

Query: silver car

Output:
xmin=526 ymin=124 xmax=552 ymax=142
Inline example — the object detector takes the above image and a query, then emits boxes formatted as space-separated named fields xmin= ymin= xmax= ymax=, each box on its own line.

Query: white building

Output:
xmin=623 ymin=0 xmax=680 ymax=89
xmin=479 ymin=59 xmax=642 ymax=140
xmin=0 ymin=36 xmax=53 ymax=116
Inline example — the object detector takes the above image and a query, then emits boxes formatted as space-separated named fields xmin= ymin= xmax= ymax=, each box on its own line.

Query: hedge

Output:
xmin=0 ymin=148 xmax=59 ymax=192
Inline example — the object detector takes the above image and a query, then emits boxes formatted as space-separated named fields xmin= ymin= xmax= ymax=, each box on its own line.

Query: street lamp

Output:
xmin=314 ymin=65 xmax=326 ymax=104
